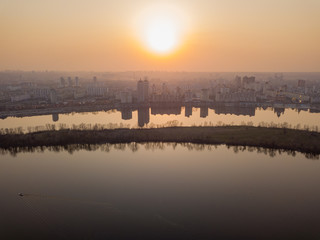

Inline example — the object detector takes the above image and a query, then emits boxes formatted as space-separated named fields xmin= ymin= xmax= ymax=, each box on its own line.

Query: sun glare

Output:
xmin=133 ymin=4 xmax=189 ymax=55
xmin=146 ymin=18 xmax=177 ymax=54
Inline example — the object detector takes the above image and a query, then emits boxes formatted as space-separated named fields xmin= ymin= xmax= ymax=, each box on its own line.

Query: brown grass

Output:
xmin=0 ymin=126 xmax=319 ymax=155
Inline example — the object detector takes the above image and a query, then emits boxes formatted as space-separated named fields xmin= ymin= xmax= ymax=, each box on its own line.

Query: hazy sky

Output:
xmin=1 ymin=0 xmax=320 ymax=72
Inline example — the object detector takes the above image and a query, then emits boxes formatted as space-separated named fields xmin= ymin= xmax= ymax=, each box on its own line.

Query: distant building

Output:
xmin=242 ymin=76 xmax=255 ymax=85
xmin=201 ymin=89 xmax=210 ymax=101
xmin=60 ymin=77 xmax=66 ymax=88
xmin=120 ymin=91 xmax=133 ymax=103
xmin=75 ymin=77 xmax=80 ymax=87
xmin=244 ymin=81 xmax=263 ymax=92
xmin=298 ymin=80 xmax=306 ymax=88
xmin=7 ymin=85 xmax=22 ymax=91
xmin=21 ymin=82 xmax=37 ymax=89
xmin=281 ymin=91 xmax=310 ymax=103
xmin=32 ymin=88 xmax=51 ymax=99
xmin=11 ymin=93 xmax=31 ymax=102
xmin=73 ymin=88 xmax=86 ymax=99
xmin=50 ymin=89 xmax=58 ymax=103
xmin=175 ymin=87 xmax=182 ymax=99
xmin=184 ymin=90 xmax=193 ymax=102
xmin=137 ymin=80 xmax=143 ymax=102
xmin=234 ymin=75 xmax=242 ymax=88
xmin=162 ymin=83 xmax=169 ymax=94
xmin=311 ymin=95 xmax=320 ymax=104
xmin=137 ymin=79 xmax=149 ymax=103
xmin=215 ymin=91 xmax=256 ymax=102
xmin=151 ymin=84 xmax=157 ymax=95
xmin=68 ymin=77 xmax=73 ymax=87
xmin=151 ymin=92 xmax=175 ymax=103
xmin=219 ymin=87 xmax=230 ymax=94
xmin=86 ymin=85 xmax=106 ymax=97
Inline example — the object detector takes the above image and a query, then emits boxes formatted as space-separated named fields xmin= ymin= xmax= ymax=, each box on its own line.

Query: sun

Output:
xmin=133 ymin=3 xmax=189 ymax=55
xmin=146 ymin=18 xmax=178 ymax=54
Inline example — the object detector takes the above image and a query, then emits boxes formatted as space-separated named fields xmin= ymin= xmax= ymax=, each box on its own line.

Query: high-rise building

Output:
xmin=75 ymin=77 xmax=79 ymax=87
xmin=50 ymin=89 xmax=58 ymax=103
xmin=60 ymin=77 xmax=66 ymax=88
xmin=137 ymin=79 xmax=149 ymax=103
xmin=120 ymin=91 xmax=133 ymax=103
xmin=184 ymin=90 xmax=193 ymax=102
xmin=68 ymin=77 xmax=73 ymax=87
xmin=151 ymin=84 xmax=157 ymax=95
xmin=298 ymin=80 xmax=306 ymax=88
xmin=201 ymin=89 xmax=210 ymax=101
xmin=162 ymin=83 xmax=168 ymax=94
xmin=234 ymin=75 xmax=242 ymax=88
xmin=137 ymin=80 xmax=144 ymax=102
xmin=143 ymin=79 xmax=149 ymax=101
xmin=86 ymin=85 xmax=105 ymax=96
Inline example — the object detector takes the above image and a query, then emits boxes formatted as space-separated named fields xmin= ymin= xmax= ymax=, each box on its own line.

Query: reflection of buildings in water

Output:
xmin=310 ymin=109 xmax=320 ymax=114
xmin=185 ymin=106 xmax=192 ymax=118
xmin=297 ymin=108 xmax=308 ymax=113
xmin=120 ymin=108 xmax=132 ymax=120
xmin=138 ymin=107 xmax=150 ymax=127
xmin=151 ymin=106 xmax=181 ymax=116
xmin=52 ymin=113 xmax=59 ymax=122
xmin=214 ymin=107 xmax=256 ymax=117
xmin=200 ymin=107 xmax=208 ymax=118
xmin=274 ymin=108 xmax=285 ymax=118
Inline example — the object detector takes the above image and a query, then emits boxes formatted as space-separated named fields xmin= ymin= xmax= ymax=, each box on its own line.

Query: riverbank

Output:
xmin=0 ymin=126 xmax=319 ymax=155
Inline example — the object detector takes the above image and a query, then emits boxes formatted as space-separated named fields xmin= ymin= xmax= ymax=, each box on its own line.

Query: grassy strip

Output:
xmin=0 ymin=126 xmax=319 ymax=155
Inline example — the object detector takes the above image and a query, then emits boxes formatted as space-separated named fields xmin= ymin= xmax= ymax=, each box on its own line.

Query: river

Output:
xmin=1 ymin=106 xmax=320 ymax=131
xmin=1 ymin=143 xmax=319 ymax=239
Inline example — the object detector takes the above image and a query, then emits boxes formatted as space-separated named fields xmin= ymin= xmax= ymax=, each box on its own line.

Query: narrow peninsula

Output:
xmin=1 ymin=126 xmax=320 ymax=155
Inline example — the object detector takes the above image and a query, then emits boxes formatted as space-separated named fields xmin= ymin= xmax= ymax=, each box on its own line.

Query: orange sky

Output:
xmin=1 ymin=0 xmax=320 ymax=72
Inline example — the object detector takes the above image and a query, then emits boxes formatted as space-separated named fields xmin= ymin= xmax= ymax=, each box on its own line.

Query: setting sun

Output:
xmin=133 ymin=3 xmax=189 ymax=55
xmin=146 ymin=18 xmax=178 ymax=54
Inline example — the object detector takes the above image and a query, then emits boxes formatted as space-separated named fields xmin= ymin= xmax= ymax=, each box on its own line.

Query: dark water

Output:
xmin=1 ymin=144 xmax=320 ymax=239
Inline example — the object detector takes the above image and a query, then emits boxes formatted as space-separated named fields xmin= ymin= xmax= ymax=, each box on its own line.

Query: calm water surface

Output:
xmin=1 ymin=144 xmax=319 ymax=239
xmin=1 ymin=107 xmax=320 ymax=130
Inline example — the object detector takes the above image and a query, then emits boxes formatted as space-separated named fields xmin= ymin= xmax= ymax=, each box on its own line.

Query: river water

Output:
xmin=1 ymin=107 xmax=320 ymax=131
xmin=1 ymin=144 xmax=319 ymax=239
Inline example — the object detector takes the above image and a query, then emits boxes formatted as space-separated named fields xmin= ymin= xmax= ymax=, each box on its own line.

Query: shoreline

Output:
xmin=1 ymin=126 xmax=319 ymax=155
